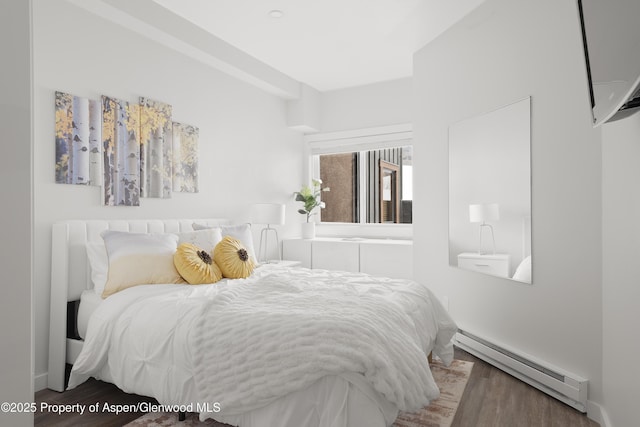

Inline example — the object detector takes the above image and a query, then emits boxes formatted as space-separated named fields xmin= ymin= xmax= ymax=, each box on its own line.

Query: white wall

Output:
xmin=601 ymin=115 xmax=640 ymax=427
xmin=319 ymin=78 xmax=412 ymax=132
xmin=33 ymin=0 xmax=304 ymax=387
xmin=414 ymin=0 xmax=603 ymax=411
xmin=0 ymin=1 xmax=34 ymax=425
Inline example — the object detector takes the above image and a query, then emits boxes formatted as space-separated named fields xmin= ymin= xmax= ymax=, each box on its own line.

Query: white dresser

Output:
xmin=457 ymin=252 xmax=511 ymax=278
xmin=283 ymin=238 xmax=413 ymax=280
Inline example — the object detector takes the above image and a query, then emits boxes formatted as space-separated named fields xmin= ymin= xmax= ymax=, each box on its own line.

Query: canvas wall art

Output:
xmin=55 ymin=91 xmax=101 ymax=185
xmin=172 ymin=122 xmax=199 ymax=193
xmin=102 ymin=95 xmax=141 ymax=206
xmin=139 ymin=97 xmax=173 ymax=199
xmin=55 ymin=89 xmax=200 ymax=205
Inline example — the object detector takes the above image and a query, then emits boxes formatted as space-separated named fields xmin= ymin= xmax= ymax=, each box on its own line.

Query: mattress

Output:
xmin=77 ymin=290 xmax=102 ymax=340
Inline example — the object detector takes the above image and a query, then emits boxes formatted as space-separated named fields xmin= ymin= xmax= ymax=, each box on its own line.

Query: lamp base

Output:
xmin=477 ymin=223 xmax=496 ymax=255
xmin=257 ymin=226 xmax=280 ymax=263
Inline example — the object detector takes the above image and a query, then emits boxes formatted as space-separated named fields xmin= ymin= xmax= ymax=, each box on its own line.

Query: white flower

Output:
xmin=296 ymin=179 xmax=329 ymax=222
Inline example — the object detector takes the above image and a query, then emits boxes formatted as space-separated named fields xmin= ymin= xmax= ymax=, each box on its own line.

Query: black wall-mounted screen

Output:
xmin=577 ymin=0 xmax=640 ymax=126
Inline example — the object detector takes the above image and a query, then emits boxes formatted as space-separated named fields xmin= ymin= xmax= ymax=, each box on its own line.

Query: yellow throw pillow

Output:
xmin=174 ymin=243 xmax=223 ymax=285
xmin=213 ymin=236 xmax=256 ymax=279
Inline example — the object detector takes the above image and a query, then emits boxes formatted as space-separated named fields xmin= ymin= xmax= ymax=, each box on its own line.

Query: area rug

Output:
xmin=125 ymin=359 xmax=473 ymax=427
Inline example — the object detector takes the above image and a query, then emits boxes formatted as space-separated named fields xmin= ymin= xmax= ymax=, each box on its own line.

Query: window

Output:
xmin=307 ymin=125 xmax=412 ymax=225
xmin=318 ymin=152 xmax=359 ymax=222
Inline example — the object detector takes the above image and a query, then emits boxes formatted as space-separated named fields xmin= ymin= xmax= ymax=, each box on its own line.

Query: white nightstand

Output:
xmin=457 ymin=252 xmax=511 ymax=278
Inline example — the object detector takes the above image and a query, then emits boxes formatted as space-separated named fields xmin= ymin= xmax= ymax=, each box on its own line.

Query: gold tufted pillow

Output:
xmin=174 ymin=243 xmax=223 ymax=285
xmin=213 ymin=236 xmax=256 ymax=279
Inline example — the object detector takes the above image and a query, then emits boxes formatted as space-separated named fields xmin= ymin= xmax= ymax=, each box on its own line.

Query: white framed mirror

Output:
xmin=448 ymin=97 xmax=532 ymax=284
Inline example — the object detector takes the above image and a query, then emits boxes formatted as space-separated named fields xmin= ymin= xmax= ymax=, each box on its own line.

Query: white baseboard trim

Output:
xmin=587 ymin=400 xmax=612 ymax=427
xmin=34 ymin=372 xmax=48 ymax=392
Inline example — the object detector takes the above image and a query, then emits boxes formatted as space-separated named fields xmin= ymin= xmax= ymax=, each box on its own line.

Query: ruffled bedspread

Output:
xmin=192 ymin=266 xmax=457 ymax=414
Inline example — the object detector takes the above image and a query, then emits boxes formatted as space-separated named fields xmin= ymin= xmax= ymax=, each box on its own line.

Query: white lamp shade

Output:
xmin=469 ymin=203 xmax=500 ymax=223
xmin=251 ymin=203 xmax=285 ymax=225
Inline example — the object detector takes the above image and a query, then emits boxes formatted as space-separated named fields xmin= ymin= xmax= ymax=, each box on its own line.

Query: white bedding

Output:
xmin=68 ymin=265 xmax=456 ymax=427
xmin=77 ymin=290 xmax=102 ymax=339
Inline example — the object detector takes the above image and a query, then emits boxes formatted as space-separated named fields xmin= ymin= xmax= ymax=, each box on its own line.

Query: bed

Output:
xmin=48 ymin=219 xmax=457 ymax=427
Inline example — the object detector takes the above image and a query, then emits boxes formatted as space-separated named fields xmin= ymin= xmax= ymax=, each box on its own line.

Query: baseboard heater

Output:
xmin=454 ymin=330 xmax=588 ymax=412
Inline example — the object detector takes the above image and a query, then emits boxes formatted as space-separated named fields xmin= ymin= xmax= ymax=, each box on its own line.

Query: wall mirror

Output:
xmin=448 ymin=97 xmax=532 ymax=284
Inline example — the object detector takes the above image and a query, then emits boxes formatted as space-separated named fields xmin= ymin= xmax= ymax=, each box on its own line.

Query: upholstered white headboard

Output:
xmin=47 ymin=218 xmax=228 ymax=392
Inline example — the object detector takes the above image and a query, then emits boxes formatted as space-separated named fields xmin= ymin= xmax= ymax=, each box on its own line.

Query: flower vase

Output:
xmin=301 ymin=222 xmax=316 ymax=239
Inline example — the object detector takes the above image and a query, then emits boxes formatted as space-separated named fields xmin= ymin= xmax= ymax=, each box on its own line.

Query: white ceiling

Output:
xmin=152 ymin=0 xmax=484 ymax=92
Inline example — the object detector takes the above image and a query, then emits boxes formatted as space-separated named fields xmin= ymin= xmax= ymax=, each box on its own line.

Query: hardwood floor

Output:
xmin=451 ymin=348 xmax=599 ymax=427
xmin=35 ymin=379 xmax=156 ymax=427
xmin=35 ymin=347 xmax=599 ymax=427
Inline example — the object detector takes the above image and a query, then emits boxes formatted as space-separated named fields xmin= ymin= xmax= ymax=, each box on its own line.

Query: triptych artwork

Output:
xmin=55 ymin=92 xmax=101 ymax=186
xmin=140 ymin=97 xmax=173 ymax=199
xmin=172 ymin=122 xmax=199 ymax=194
xmin=55 ymin=91 xmax=199 ymax=206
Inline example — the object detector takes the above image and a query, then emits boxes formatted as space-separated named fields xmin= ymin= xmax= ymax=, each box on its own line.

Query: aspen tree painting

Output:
xmin=172 ymin=122 xmax=199 ymax=193
xmin=55 ymin=91 xmax=101 ymax=185
xmin=102 ymin=95 xmax=141 ymax=206
xmin=140 ymin=97 xmax=173 ymax=198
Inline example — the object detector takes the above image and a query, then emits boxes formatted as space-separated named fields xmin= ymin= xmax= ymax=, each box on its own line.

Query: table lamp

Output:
xmin=469 ymin=203 xmax=499 ymax=255
xmin=251 ymin=203 xmax=285 ymax=263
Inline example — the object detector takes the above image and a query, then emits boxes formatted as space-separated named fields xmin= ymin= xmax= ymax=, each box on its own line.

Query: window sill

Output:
xmin=315 ymin=222 xmax=413 ymax=240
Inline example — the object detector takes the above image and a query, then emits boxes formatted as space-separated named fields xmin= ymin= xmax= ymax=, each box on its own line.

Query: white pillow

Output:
xmin=193 ymin=223 xmax=257 ymax=263
xmin=87 ymin=229 xmax=222 ymax=296
xmin=86 ymin=242 xmax=108 ymax=296
xmin=176 ymin=228 xmax=223 ymax=253
xmin=512 ymin=255 xmax=532 ymax=283
xmin=101 ymin=230 xmax=184 ymax=298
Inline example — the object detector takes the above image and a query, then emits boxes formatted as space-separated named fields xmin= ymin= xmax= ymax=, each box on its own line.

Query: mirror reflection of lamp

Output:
xmin=469 ymin=203 xmax=499 ymax=255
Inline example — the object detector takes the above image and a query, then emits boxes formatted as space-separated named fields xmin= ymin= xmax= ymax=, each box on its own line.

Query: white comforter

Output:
xmin=68 ymin=265 xmax=457 ymax=423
